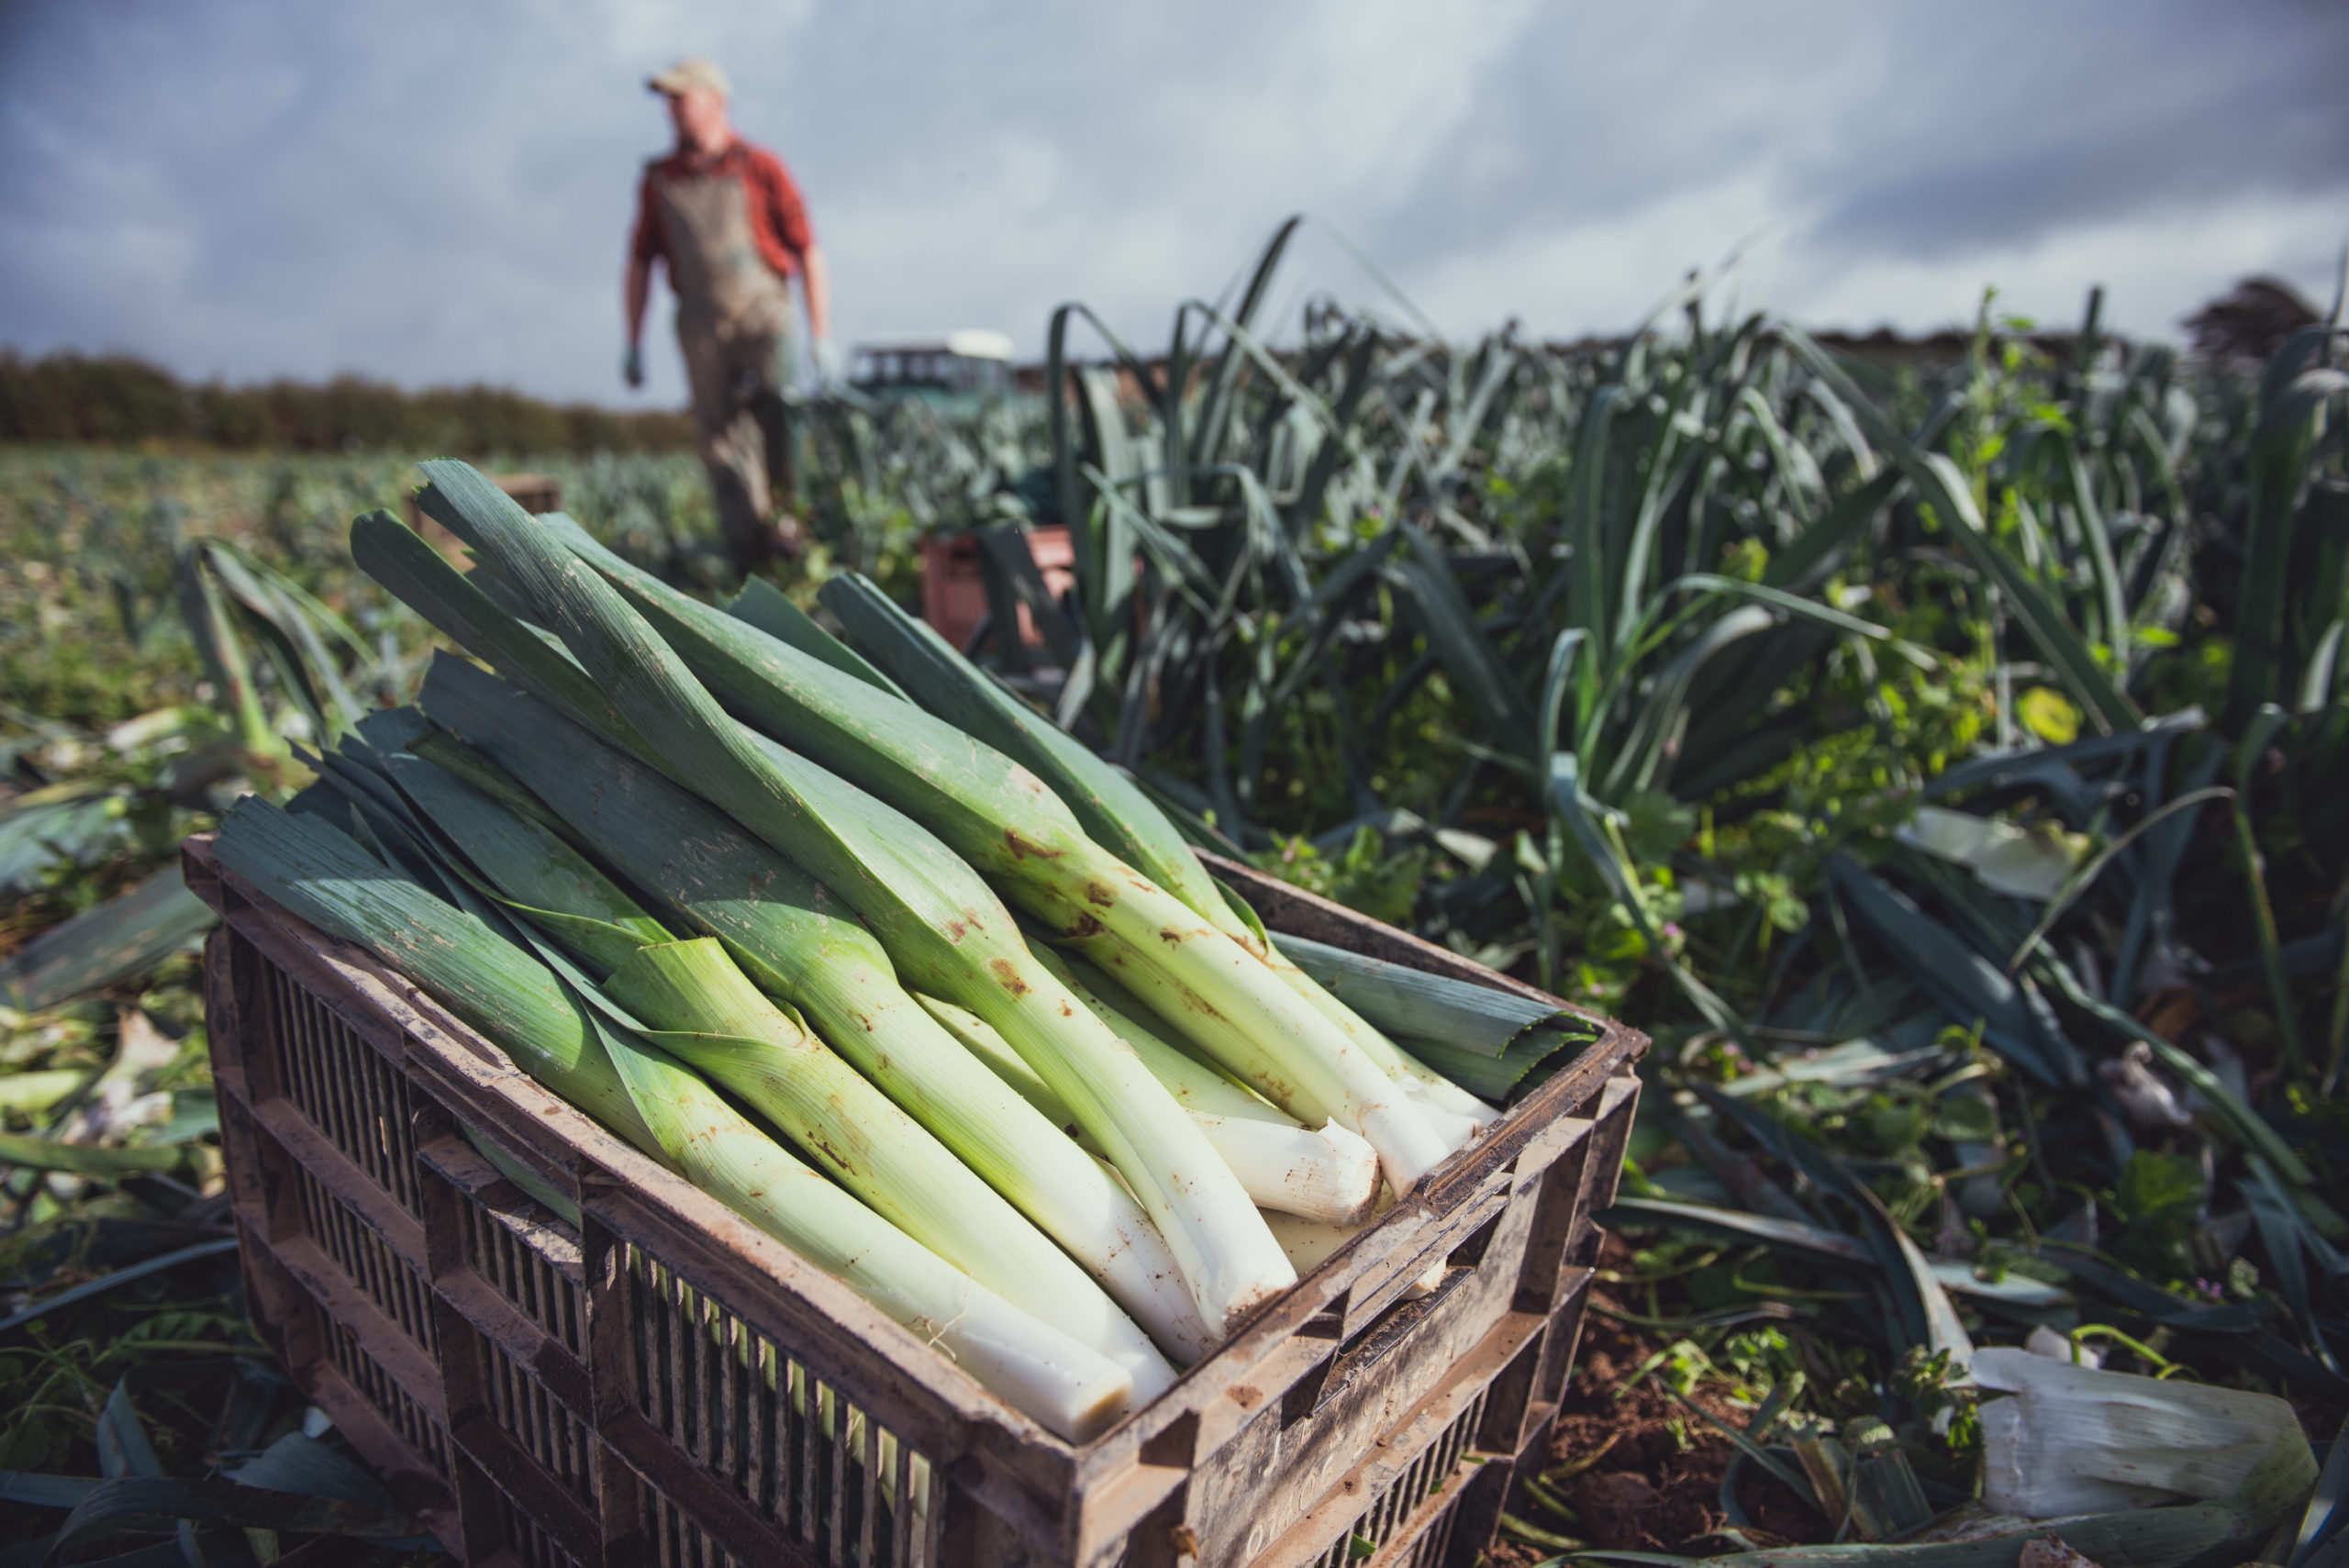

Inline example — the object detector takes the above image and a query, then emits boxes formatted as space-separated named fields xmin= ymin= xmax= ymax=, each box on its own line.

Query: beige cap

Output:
xmin=648 ymin=57 xmax=730 ymax=99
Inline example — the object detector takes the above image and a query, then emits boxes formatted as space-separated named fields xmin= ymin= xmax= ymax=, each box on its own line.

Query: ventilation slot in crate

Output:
xmin=1307 ymin=1385 xmax=1490 ymax=1568
xmin=1390 ymin=1494 xmax=1467 ymax=1568
xmin=323 ymin=1323 xmax=451 ymax=1481
xmin=481 ymin=1333 xmax=596 ymax=1504
xmin=263 ymin=957 xmax=418 ymax=1212
xmin=497 ymin=1485 xmax=586 ymax=1568
xmin=459 ymin=1183 xmax=585 ymax=1357
xmin=292 ymin=1162 xmax=436 ymax=1355
xmin=651 ymin=1483 xmax=738 ymax=1568
xmin=630 ymin=1250 xmax=939 ymax=1568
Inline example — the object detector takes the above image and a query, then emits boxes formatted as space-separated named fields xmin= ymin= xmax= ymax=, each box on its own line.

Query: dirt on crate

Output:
xmin=1495 ymin=1237 xmax=1829 ymax=1559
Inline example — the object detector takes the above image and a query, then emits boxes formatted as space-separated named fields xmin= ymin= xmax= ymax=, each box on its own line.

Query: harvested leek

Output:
xmin=604 ymin=940 xmax=1177 ymax=1400
xmin=1030 ymin=944 xmax=1380 ymax=1226
xmin=213 ymin=799 xmax=1131 ymax=1440
xmin=817 ymin=572 xmax=1497 ymax=1129
xmin=414 ymin=480 xmax=1448 ymax=1198
xmin=915 ymin=986 xmax=1379 ymax=1229
xmin=1974 ymin=1346 xmax=2314 ymax=1518
xmin=289 ymin=458 xmax=1529 ymax=1397
xmin=384 ymin=467 xmax=1293 ymax=1334
xmin=416 ymin=653 xmax=1215 ymax=1361
xmin=341 ymin=727 xmax=1178 ymax=1396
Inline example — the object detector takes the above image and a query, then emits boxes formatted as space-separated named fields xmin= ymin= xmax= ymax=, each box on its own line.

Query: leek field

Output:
xmin=2 ymin=237 xmax=2344 ymax=1557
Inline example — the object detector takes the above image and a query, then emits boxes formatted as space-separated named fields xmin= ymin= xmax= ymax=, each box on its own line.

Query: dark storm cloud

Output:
xmin=0 ymin=0 xmax=2340 ymax=402
xmin=1792 ymin=1 xmax=2349 ymax=259
xmin=1338 ymin=0 xmax=2349 ymax=278
xmin=0 ymin=1 xmax=791 ymax=401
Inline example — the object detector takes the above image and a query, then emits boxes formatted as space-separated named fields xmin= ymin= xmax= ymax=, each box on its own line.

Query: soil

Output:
xmin=1487 ymin=1233 xmax=1831 ymax=1561
xmin=1484 ymin=1230 xmax=2348 ymax=1565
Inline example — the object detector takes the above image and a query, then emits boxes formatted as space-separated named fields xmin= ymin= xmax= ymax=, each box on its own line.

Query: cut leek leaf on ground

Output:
xmin=0 ymin=869 xmax=217 ymax=1017
xmin=1975 ymin=1346 xmax=2313 ymax=1518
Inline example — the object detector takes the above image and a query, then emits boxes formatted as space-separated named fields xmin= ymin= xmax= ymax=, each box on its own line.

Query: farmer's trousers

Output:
xmin=677 ymin=317 xmax=797 ymax=570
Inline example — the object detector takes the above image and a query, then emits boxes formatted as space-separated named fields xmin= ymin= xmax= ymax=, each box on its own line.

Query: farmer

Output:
xmin=624 ymin=56 xmax=832 ymax=571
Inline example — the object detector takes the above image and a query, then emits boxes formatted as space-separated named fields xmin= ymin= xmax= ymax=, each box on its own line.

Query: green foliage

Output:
xmin=2110 ymin=1150 xmax=2209 ymax=1280
xmin=981 ymin=229 xmax=2349 ymax=1461
xmin=3 ymin=235 xmax=2344 ymax=1538
xmin=1265 ymin=825 xmax=1428 ymax=927
xmin=0 ymin=350 xmax=694 ymax=454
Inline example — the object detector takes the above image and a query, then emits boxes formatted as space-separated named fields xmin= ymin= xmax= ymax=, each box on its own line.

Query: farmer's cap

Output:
xmin=649 ymin=57 xmax=730 ymax=100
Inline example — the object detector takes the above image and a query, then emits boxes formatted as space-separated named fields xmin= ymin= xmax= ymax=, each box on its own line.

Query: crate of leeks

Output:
xmin=183 ymin=460 xmax=1645 ymax=1568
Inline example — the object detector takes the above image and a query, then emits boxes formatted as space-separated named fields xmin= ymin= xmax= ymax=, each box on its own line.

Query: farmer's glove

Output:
xmin=623 ymin=342 xmax=645 ymax=389
xmin=811 ymin=336 xmax=845 ymax=389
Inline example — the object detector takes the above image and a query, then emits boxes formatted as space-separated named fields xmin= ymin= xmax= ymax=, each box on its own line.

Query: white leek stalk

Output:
xmin=603 ymin=939 xmax=1177 ymax=1400
xmin=917 ymin=992 xmax=1380 ymax=1229
xmin=1974 ymin=1346 xmax=2314 ymax=1518
xmin=1038 ymin=946 xmax=1381 ymax=1227
xmin=595 ymin=1008 xmax=1132 ymax=1442
xmin=1191 ymin=1116 xmax=1382 ymax=1229
xmin=1050 ymin=888 xmax=1451 ymax=1192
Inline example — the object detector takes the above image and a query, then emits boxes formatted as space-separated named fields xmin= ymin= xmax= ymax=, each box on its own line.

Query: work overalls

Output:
xmin=649 ymin=164 xmax=800 ymax=565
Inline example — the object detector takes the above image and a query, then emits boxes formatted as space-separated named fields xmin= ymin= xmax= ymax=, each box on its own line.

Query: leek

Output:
xmin=346 ymin=727 xmax=1178 ymax=1395
xmin=603 ymin=940 xmax=1177 ymax=1400
xmin=416 ymin=652 xmax=1216 ymax=1361
xmin=909 ymin=993 xmax=1075 ymax=1129
xmin=1974 ymin=1346 xmax=2315 ymax=1518
xmin=916 ymin=988 xmax=1379 ymax=1228
xmin=384 ymin=468 xmax=1292 ymax=1334
xmin=1034 ymin=945 xmax=1381 ymax=1226
xmin=414 ymin=479 xmax=1447 ymax=1198
xmin=818 ymin=571 xmax=1495 ymax=1129
xmin=214 ymin=800 xmax=1130 ymax=1440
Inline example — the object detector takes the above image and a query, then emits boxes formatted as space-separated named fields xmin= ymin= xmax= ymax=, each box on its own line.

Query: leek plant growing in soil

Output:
xmin=957 ymin=233 xmax=2349 ymax=1553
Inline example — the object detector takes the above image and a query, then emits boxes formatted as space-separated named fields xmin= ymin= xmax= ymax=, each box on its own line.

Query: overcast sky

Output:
xmin=2 ymin=0 xmax=2343 ymax=407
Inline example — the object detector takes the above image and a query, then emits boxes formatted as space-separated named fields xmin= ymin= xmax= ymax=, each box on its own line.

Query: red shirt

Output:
xmin=630 ymin=140 xmax=814 ymax=282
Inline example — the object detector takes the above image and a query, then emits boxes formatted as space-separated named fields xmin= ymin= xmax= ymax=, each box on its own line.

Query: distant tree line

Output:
xmin=0 ymin=350 xmax=694 ymax=453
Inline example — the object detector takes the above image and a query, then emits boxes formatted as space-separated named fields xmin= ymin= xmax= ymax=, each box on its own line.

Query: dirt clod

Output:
xmin=1568 ymin=1470 xmax=1659 ymax=1548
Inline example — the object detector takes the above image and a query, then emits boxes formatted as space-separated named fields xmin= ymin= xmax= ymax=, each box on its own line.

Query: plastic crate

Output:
xmin=187 ymin=836 xmax=1642 ymax=1568
xmin=917 ymin=527 xmax=1075 ymax=659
